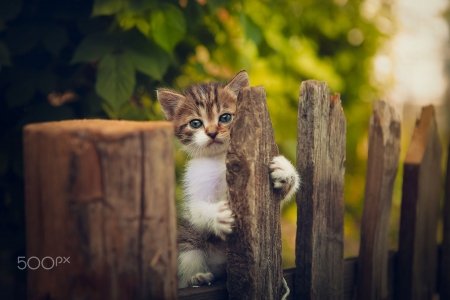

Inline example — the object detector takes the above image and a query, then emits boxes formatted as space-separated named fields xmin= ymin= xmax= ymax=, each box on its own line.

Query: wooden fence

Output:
xmin=23 ymin=81 xmax=450 ymax=300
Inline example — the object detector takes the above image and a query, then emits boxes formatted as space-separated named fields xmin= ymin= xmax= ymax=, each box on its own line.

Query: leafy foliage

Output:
xmin=95 ymin=52 xmax=136 ymax=111
xmin=151 ymin=4 xmax=186 ymax=52
xmin=0 ymin=0 xmax=393 ymax=295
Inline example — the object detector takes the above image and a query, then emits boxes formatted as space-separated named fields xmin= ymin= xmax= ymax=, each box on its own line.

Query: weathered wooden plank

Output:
xmin=397 ymin=106 xmax=443 ymax=300
xmin=226 ymin=86 xmax=284 ymax=300
xmin=356 ymin=100 xmax=401 ymax=300
xmin=441 ymin=143 xmax=450 ymax=300
xmin=24 ymin=120 xmax=177 ymax=300
xmin=295 ymin=81 xmax=346 ymax=299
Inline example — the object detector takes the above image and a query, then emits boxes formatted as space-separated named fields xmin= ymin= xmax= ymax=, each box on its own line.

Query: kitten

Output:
xmin=157 ymin=70 xmax=300 ymax=288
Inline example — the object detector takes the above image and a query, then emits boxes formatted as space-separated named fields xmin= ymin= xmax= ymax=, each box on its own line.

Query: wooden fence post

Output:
xmin=356 ymin=100 xmax=401 ymax=300
xmin=295 ymin=81 xmax=346 ymax=299
xmin=226 ymin=86 xmax=284 ymax=300
xmin=397 ymin=105 xmax=442 ymax=300
xmin=441 ymin=142 xmax=450 ymax=300
xmin=23 ymin=120 xmax=177 ymax=300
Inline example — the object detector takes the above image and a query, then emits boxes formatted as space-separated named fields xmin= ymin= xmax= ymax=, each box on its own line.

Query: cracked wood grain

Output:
xmin=356 ymin=100 xmax=401 ymax=300
xmin=226 ymin=86 xmax=284 ymax=300
xmin=24 ymin=119 xmax=177 ymax=300
xmin=295 ymin=80 xmax=346 ymax=299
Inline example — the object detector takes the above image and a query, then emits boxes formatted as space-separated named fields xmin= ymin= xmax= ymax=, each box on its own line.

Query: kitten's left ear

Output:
xmin=157 ymin=89 xmax=186 ymax=121
xmin=224 ymin=70 xmax=250 ymax=97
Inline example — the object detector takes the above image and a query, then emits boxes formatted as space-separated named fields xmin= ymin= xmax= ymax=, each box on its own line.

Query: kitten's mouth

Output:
xmin=207 ymin=140 xmax=223 ymax=147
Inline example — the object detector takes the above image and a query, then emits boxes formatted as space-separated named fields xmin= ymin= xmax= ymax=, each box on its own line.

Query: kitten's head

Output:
xmin=157 ymin=70 xmax=249 ymax=158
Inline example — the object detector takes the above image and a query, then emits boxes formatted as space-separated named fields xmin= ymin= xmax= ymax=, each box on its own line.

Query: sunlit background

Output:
xmin=385 ymin=0 xmax=448 ymax=107
xmin=257 ymin=0 xmax=450 ymax=266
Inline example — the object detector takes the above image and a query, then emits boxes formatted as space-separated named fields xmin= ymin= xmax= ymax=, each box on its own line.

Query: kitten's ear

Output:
xmin=157 ymin=89 xmax=185 ymax=121
xmin=224 ymin=70 xmax=250 ymax=97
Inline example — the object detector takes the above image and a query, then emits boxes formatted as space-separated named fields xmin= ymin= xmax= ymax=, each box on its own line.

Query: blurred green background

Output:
xmin=1 ymin=0 xmax=448 ymax=298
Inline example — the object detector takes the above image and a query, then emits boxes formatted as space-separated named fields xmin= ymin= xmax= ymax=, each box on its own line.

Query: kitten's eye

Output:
xmin=189 ymin=119 xmax=203 ymax=129
xmin=219 ymin=113 xmax=232 ymax=123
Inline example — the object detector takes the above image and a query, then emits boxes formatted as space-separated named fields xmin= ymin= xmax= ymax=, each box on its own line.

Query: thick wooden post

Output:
xmin=24 ymin=120 xmax=177 ymax=300
xmin=397 ymin=106 xmax=442 ymax=300
xmin=441 ymin=142 xmax=450 ymax=300
xmin=356 ymin=100 xmax=401 ymax=300
xmin=226 ymin=86 xmax=283 ymax=300
xmin=295 ymin=81 xmax=346 ymax=299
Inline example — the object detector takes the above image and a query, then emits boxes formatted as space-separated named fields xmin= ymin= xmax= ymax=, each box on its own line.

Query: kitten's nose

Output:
xmin=207 ymin=131 xmax=218 ymax=139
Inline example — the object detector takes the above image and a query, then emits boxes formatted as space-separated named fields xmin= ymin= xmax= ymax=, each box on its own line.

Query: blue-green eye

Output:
xmin=189 ymin=119 xmax=203 ymax=129
xmin=219 ymin=113 xmax=232 ymax=123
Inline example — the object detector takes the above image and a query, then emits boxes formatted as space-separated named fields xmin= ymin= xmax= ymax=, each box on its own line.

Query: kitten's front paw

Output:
xmin=270 ymin=156 xmax=300 ymax=203
xmin=215 ymin=201 xmax=235 ymax=239
xmin=188 ymin=272 xmax=214 ymax=287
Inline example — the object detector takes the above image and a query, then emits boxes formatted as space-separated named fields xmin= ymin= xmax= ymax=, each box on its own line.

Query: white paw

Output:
xmin=270 ymin=156 xmax=297 ymax=187
xmin=188 ymin=272 xmax=214 ymax=287
xmin=215 ymin=201 xmax=235 ymax=239
xmin=270 ymin=156 xmax=300 ymax=202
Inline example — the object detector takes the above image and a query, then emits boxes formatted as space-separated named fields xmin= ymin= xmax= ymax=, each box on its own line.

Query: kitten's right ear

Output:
xmin=224 ymin=70 xmax=250 ymax=97
xmin=157 ymin=89 xmax=185 ymax=121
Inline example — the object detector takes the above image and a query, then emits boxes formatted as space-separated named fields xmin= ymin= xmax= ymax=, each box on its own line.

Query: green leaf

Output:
xmin=116 ymin=12 xmax=151 ymax=35
xmin=128 ymin=50 xmax=162 ymax=79
xmin=0 ymin=41 xmax=11 ymax=66
xmin=95 ymin=53 xmax=135 ymax=112
xmin=135 ymin=18 xmax=151 ymax=36
xmin=125 ymin=44 xmax=169 ymax=79
xmin=151 ymin=5 xmax=186 ymax=52
xmin=128 ymin=0 xmax=155 ymax=12
xmin=119 ymin=29 xmax=170 ymax=79
xmin=42 ymin=26 xmax=69 ymax=57
xmin=71 ymin=33 xmax=116 ymax=63
xmin=92 ymin=0 xmax=124 ymax=17
xmin=117 ymin=12 xmax=139 ymax=31
xmin=240 ymin=14 xmax=262 ymax=45
xmin=119 ymin=103 xmax=148 ymax=120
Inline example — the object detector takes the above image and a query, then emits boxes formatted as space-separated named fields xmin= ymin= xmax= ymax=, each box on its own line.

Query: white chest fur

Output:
xmin=183 ymin=156 xmax=228 ymax=204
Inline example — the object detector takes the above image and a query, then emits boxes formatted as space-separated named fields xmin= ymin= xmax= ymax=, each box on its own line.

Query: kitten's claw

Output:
xmin=188 ymin=272 xmax=214 ymax=287
xmin=218 ymin=201 xmax=230 ymax=212
xmin=215 ymin=201 xmax=235 ymax=237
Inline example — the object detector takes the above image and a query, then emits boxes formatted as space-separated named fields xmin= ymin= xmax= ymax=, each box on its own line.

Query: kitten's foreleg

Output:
xmin=186 ymin=200 xmax=235 ymax=239
xmin=270 ymin=155 xmax=300 ymax=205
xmin=178 ymin=249 xmax=214 ymax=288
